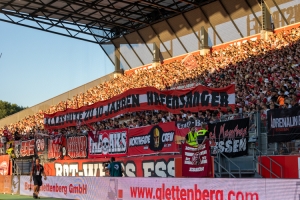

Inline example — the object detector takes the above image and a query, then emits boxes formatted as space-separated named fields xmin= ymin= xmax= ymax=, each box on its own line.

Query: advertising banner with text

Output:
xmin=44 ymin=155 xmax=179 ymax=177
xmin=128 ymin=122 xmax=178 ymax=156
xmin=88 ymin=129 xmax=127 ymax=158
xmin=44 ymin=85 xmax=235 ymax=129
xmin=19 ymin=176 xmax=300 ymax=200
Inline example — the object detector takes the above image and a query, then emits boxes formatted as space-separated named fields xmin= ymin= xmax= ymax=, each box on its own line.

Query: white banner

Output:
xmin=20 ymin=176 xmax=300 ymax=200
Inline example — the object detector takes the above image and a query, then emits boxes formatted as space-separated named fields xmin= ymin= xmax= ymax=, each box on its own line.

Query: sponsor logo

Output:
xmin=24 ymin=181 xmax=87 ymax=195
xmin=130 ymin=184 xmax=260 ymax=200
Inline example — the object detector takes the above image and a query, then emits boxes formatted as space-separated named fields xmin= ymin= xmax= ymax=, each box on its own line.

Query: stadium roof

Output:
xmin=0 ymin=0 xmax=215 ymax=44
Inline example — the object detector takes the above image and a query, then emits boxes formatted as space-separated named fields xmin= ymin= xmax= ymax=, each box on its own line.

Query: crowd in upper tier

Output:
xmin=1 ymin=26 xmax=300 ymax=140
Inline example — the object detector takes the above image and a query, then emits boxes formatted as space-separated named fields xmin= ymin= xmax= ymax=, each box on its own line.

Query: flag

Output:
xmin=88 ymin=131 xmax=98 ymax=142
xmin=53 ymin=136 xmax=62 ymax=145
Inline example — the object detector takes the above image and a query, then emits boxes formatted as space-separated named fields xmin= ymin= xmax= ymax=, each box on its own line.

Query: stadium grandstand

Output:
xmin=0 ymin=0 xmax=300 ymax=199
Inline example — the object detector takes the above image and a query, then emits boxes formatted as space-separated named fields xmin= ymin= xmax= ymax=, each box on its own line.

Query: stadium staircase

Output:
xmin=214 ymin=146 xmax=283 ymax=178
xmin=12 ymin=159 xmax=31 ymax=175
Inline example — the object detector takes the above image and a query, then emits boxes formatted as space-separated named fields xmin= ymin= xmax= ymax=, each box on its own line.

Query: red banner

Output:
xmin=44 ymin=154 xmax=180 ymax=177
xmin=88 ymin=129 xmax=127 ymax=158
xmin=44 ymin=85 xmax=235 ymax=129
xmin=182 ymin=141 xmax=212 ymax=177
xmin=14 ymin=140 xmax=35 ymax=158
xmin=128 ymin=122 xmax=178 ymax=156
xmin=48 ymin=136 xmax=66 ymax=160
xmin=67 ymin=136 xmax=87 ymax=159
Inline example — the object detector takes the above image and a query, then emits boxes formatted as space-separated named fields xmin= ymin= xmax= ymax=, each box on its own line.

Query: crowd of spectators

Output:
xmin=1 ymin=26 xmax=300 ymax=141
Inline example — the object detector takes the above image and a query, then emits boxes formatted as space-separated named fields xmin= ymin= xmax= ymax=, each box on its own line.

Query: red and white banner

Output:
xmin=182 ymin=53 xmax=198 ymax=70
xmin=128 ymin=122 xmax=178 ymax=156
xmin=48 ymin=137 xmax=66 ymax=160
xmin=43 ymin=85 xmax=235 ymax=129
xmin=88 ymin=129 xmax=127 ymax=158
xmin=67 ymin=136 xmax=87 ymax=159
xmin=35 ymin=138 xmax=46 ymax=155
xmin=14 ymin=140 xmax=35 ymax=158
xmin=44 ymin=155 xmax=179 ymax=177
xmin=19 ymin=175 xmax=300 ymax=200
xmin=182 ymin=142 xmax=212 ymax=177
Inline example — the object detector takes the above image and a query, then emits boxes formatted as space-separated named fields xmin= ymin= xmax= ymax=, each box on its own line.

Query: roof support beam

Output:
xmin=244 ymin=0 xmax=262 ymax=28
xmin=0 ymin=11 xmax=110 ymax=40
xmin=62 ymin=0 xmax=149 ymax=25
xmin=218 ymin=0 xmax=244 ymax=38
xmin=0 ymin=17 xmax=99 ymax=44
xmin=198 ymin=6 xmax=224 ymax=44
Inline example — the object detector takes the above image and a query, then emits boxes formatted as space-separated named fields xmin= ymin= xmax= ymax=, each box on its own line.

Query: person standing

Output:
xmin=197 ymin=123 xmax=208 ymax=146
xmin=185 ymin=123 xmax=208 ymax=147
xmin=185 ymin=125 xmax=198 ymax=147
xmin=108 ymin=157 xmax=124 ymax=177
xmin=30 ymin=158 xmax=47 ymax=199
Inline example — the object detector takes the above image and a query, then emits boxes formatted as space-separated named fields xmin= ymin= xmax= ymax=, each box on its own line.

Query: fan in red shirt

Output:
xmin=2 ymin=126 xmax=12 ymax=141
xmin=2 ymin=126 xmax=8 ymax=138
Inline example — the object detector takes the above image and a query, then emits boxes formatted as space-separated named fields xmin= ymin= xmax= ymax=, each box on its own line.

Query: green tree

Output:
xmin=0 ymin=100 xmax=27 ymax=119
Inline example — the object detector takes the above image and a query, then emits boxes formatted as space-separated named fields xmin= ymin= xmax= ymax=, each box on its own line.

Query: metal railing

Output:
xmin=252 ymin=147 xmax=283 ymax=178
xmin=214 ymin=151 xmax=241 ymax=178
xmin=11 ymin=158 xmax=21 ymax=176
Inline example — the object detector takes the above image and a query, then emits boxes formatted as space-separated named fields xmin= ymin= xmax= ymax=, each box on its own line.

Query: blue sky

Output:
xmin=0 ymin=21 xmax=114 ymax=107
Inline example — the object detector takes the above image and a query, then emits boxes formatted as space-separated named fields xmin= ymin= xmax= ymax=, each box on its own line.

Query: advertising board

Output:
xmin=19 ymin=176 xmax=300 ymax=200
xmin=44 ymin=155 xmax=180 ymax=178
